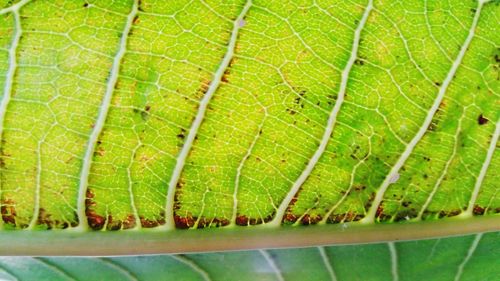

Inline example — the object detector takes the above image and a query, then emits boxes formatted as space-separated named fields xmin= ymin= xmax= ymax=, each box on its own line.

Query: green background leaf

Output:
xmin=1 ymin=232 xmax=499 ymax=280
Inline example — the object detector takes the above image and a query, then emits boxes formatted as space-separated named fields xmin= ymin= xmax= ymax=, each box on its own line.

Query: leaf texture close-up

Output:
xmin=0 ymin=0 xmax=499 ymax=261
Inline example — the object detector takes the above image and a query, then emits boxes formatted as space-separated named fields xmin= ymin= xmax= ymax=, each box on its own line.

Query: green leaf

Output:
xmin=0 ymin=233 xmax=499 ymax=281
xmin=0 ymin=0 xmax=498 ymax=254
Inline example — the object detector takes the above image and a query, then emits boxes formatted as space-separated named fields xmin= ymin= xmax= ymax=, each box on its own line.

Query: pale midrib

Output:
xmin=361 ymin=0 xmax=488 ymax=224
xmin=0 ymin=2 xmax=26 ymax=231
xmin=267 ymin=0 xmax=373 ymax=227
xmin=75 ymin=0 xmax=139 ymax=231
xmin=259 ymin=250 xmax=285 ymax=281
xmin=453 ymin=233 xmax=482 ymax=281
xmin=163 ymin=0 xmax=252 ymax=230
xmin=172 ymin=255 xmax=212 ymax=281
xmin=318 ymin=246 xmax=337 ymax=281
xmin=461 ymin=119 xmax=500 ymax=217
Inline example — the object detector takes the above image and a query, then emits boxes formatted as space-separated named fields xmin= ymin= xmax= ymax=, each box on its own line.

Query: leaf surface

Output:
xmin=0 ymin=0 xmax=498 ymax=254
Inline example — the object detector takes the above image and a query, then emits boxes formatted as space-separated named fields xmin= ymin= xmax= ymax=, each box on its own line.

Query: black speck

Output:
xmin=354 ymin=59 xmax=364 ymax=66
xmin=478 ymin=114 xmax=489 ymax=125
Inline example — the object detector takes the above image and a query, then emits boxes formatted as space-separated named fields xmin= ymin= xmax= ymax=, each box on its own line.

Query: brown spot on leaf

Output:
xmin=1 ymin=199 xmax=17 ymax=226
xmin=195 ymin=217 xmax=230 ymax=228
xmin=141 ymin=214 xmax=165 ymax=228
xmin=478 ymin=114 xmax=489 ymax=125
xmin=85 ymin=189 xmax=105 ymax=230
xmin=473 ymin=205 xmax=485 ymax=215
xmin=37 ymin=208 xmax=70 ymax=229
xmin=221 ymin=69 xmax=230 ymax=83
xmin=235 ymin=214 xmax=272 ymax=226
xmin=283 ymin=213 xmax=297 ymax=223
xmin=328 ymin=212 xmax=363 ymax=223
xmin=174 ymin=215 xmax=194 ymax=229
xmin=354 ymin=59 xmax=364 ymax=65
xmin=427 ymin=122 xmax=437 ymax=131
xmin=196 ymin=79 xmax=211 ymax=99
xmin=438 ymin=209 xmax=461 ymax=218
xmin=87 ymin=211 xmax=105 ymax=230
xmin=236 ymin=215 xmax=249 ymax=226
xmin=95 ymin=147 xmax=105 ymax=157
xmin=122 ymin=214 xmax=137 ymax=229
xmin=106 ymin=215 xmax=122 ymax=230
xmin=393 ymin=209 xmax=417 ymax=222
xmin=300 ymin=214 xmax=322 ymax=225
xmin=133 ymin=15 xmax=140 ymax=24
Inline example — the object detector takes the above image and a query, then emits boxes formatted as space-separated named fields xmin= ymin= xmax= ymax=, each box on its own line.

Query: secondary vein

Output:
xmin=259 ymin=250 xmax=285 ymax=281
xmin=163 ymin=0 xmax=252 ymax=230
xmin=388 ymin=242 xmax=399 ymax=281
xmin=318 ymin=246 xmax=337 ymax=281
xmin=172 ymin=255 xmax=212 ymax=281
xmin=75 ymin=0 xmax=139 ymax=231
xmin=461 ymin=119 xmax=500 ymax=218
xmin=362 ymin=0 xmax=489 ymax=224
xmin=0 ymin=0 xmax=29 ymax=231
xmin=454 ymin=233 xmax=483 ymax=281
xmin=267 ymin=0 xmax=374 ymax=227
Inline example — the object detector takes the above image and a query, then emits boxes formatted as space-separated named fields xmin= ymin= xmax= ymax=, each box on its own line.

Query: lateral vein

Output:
xmin=172 ymin=255 xmax=212 ymax=281
xmin=163 ymin=0 xmax=252 ymax=230
xmin=230 ymin=114 xmax=267 ymax=226
xmin=259 ymin=250 xmax=285 ymax=281
xmin=454 ymin=233 xmax=483 ymax=281
xmin=361 ymin=0 xmax=488 ymax=223
xmin=75 ymin=0 xmax=139 ymax=231
xmin=461 ymin=119 xmax=500 ymax=217
xmin=388 ymin=242 xmax=399 ymax=281
xmin=0 ymin=1 xmax=28 ymax=230
xmin=318 ymin=246 xmax=337 ymax=281
xmin=267 ymin=0 xmax=373 ymax=227
xmin=416 ymin=109 xmax=466 ymax=220
xmin=100 ymin=258 xmax=138 ymax=281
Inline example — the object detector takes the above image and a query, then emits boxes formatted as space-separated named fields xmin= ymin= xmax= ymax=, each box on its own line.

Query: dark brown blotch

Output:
xmin=477 ymin=114 xmax=489 ymax=125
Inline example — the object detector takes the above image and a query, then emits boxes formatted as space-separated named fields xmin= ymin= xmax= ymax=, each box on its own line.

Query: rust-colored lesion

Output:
xmin=172 ymin=188 xmax=230 ymax=228
xmin=221 ymin=57 xmax=237 ymax=83
xmin=85 ymin=189 xmax=105 ymax=230
xmin=174 ymin=214 xmax=230 ymax=229
xmin=1 ymin=198 xmax=18 ymax=227
xmin=194 ymin=79 xmax=211 ymax=100
xmin=327 ymin=212 xmax=363 ymax=224
xmin=282 ymin=195 xmax=299 ymax=224
xmin=297 ymin=214 xmax=323 ymax=225
xmin=140 ymin=212 xmax=165 ymax=228
xmin=105 ymin=214 xmax=137 ymax=230
xmin=35 ymin=208 xmax=77 ymax=229
xmin=85 ymin=188 xmax=148 ymax=230
xmin=234 ymin=214 xmax=273 ymax=226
